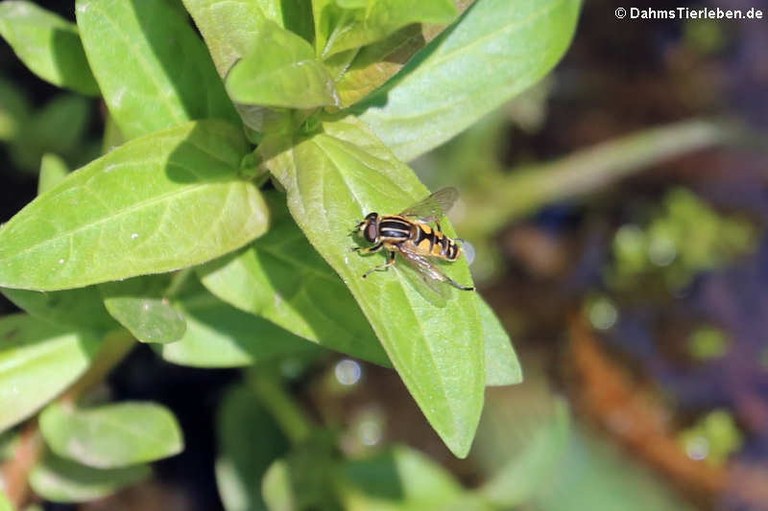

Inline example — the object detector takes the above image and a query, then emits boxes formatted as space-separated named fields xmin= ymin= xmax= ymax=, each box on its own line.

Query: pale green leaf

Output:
xmin=358 ymin=0 xmax=582 ymax=161
xmin=339 ymin=445 xmax=464 ymax=510
xmin=161 ymin=281 xmax=315 ymax=368
xmin=0 ymin=314 xmax=99 ymax=433
xmin=480 ymin=401 xmax=570 ymax=507
xmin=315 ymin=0 xmax=457 ymax=57
xmin=0 ymin=1 xmax=98 ymax=95
xmin=100 ymin=276 xmax=186 ymax=344
xmin=181 ymin=0 xmax=300 ymax=77
xmin=40 ymin=401 xmax=183 ymax=469
xmin=198 ymin=192 xmax=389 ymax=365
xmin=478 ymin=299 xmax=521 ymax=386
xmin=262 ymin=117 xmax=484 ymax=457
xmin=76 ymin=0 xmax=237 ymax=139
xmin=1 ymin=286 xmax=118 ymax=332
xmin=215 ymin=384 xmax=289 ymax=511
xmin=38 ymin=153 xmax=69 ymax=195
xmin=225 ymin=20 xmax=339 ymax=109
xmin=29 ymin=453 xmax=149 ymax=503
xmin=0 ymin=490 xmax=10 ymax=511
xmin=0 ymin=120 xmax=267 ymax=291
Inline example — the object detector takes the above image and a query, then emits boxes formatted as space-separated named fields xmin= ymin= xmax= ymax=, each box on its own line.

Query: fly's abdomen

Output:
xmin=413 ymin=224 xmax=460 ymax=260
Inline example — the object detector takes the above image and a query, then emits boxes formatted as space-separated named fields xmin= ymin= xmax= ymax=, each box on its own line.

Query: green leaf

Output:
xmin=479 ymin=400 xmax=570 ymax=507
xmin=198 ymin=192 xmax=389 ymax=366
xmin=11 ymin=94 xmax=92 ymax=172
xmin=0 ymin=314 xmax=99 ymax=433
xmin=0 ymin=1 xmax=99 ymax=95
xmin=40 ymin=401 xmax=183 ymax=469
xmin=100 ymin=276 xmax=186 ymax=344
xmin=182 ymin=0 xmax=296 ymax=77
xmin=1 ymin=287 xmax=118 ymax=332
xmin=38 ymin=153 xmax=70 ymax=195
xmin=478 ymin=299 xmax=522 ymax=386
xmin=261 ymin=433 xmax=342 ymax=511
xmin=331 ymin=24 xmax=426 ymax=107
xmin=339 ymin=445 xmax=463 ymax=510
xmin=0 ymin=491 xmax=10 ymax=511
xmin=76 ymin=0 xmax=237 ymax=140
xmin=314 ymin=0 xmax=457 ymax=57
xmin=161 ymin=281 xmax=315 ymax=368
xmin=225 ymin=20 xmax=339 ymax=109
xmin=0 ymin=120 xmax=268 ymax=291
xmin=357 ymin=0 xmax=582 ymax=161
xmin=215 ymin=384 xmax=290 ymax=511
xmin=29 ymin=452 xmax=150 ymax=503
xmin=0 ymin=76 xmax=30 ymax=142
xmin=262 ymin=117 xmax=484 ymax=457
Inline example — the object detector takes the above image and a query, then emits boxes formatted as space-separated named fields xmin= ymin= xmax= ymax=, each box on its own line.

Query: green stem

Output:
xmin=249 ymin=370 xmax=313 ymax=444
xmin=62 ymin=330 xmax=136 ymax=403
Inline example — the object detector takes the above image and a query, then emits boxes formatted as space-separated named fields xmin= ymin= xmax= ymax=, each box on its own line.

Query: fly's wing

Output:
xmin=396 ymin=246 xmax=451 ymax=302
xmin=399 ymin=187 xmax=459 ymax=223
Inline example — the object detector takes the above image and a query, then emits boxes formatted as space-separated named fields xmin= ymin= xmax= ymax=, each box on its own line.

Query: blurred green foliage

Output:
xmin=608 ymin=188 xmax=755 ymax=291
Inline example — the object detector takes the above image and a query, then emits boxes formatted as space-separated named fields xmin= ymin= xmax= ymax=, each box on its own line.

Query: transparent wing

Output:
xmin=398 ymin=242 xmax=475 ymax=292
xmin=399 ymin=187 xmax=459 ymax=222
xmin=396 ymin=247 xmax=451 ymax=302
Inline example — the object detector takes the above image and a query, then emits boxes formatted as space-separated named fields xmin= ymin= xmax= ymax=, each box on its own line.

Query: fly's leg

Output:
xmin=353 ymin=242 xmax=383 ymax=255
xmin=443 ymin=274 xmax=474 ymax=291
xmin=362 ymin=250 xmax=396 ymax=278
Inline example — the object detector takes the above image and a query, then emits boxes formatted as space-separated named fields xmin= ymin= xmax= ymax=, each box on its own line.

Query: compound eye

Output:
xmin=364 ymin=222 xmax=378 ymax=242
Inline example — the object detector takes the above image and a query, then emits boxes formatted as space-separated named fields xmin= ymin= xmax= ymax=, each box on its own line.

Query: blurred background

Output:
xmin=2 ymin=0 xmax=768 ymax=510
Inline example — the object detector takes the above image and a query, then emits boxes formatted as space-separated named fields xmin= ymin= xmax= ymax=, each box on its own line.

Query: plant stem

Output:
xmin=249 ymin=370 xmax=313 ymax=445
xmin=61 ymin=329 xmax=136 ymax=403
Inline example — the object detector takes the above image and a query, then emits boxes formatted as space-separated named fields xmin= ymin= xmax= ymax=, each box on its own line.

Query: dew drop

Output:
xmin=58 ymin=258 xmax=65 ymax=265
xmin=131 ymin=233 xmax=139 ymax=240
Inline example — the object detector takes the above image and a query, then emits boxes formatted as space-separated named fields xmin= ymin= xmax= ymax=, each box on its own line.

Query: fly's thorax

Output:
xmin=378 ymin=215 xmax=414 ymax=242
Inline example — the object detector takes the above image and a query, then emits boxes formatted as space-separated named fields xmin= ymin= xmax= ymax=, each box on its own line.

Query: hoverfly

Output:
xmin=353 ymin=187 xmax=474 ymax=292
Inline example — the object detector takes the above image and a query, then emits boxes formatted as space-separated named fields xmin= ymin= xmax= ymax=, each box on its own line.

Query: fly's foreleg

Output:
xmin=353 ymin=242 xmax=384 ymax=255
xmin=362 ymin=250 xmax=396 ymax=279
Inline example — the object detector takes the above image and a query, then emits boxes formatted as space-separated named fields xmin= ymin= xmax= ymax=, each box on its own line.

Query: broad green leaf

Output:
xmin=262 ymin=117 xmax=484 ymax=457
xmin=478 ymin=299 xmax=521 ymax=386
xmin=100 ymin=276 xmax=186 ymax=344
xmin=0 ymin=1 xmax=99 ymax=95
xmin=358 ymin=0 xmax=582 ymax=161
xmin=0 ymin=77 xmax=30 ymax=142
xmin=215 ymin=384 xmax=290 ymax=511
xmin=0 ymin=314 xmax=99 ymax=433
xmin=161 ymin=281 xmax=315 ymax=368
xmin=532 ymin=427 xmax=697 ymax=511
xmin=40 ymin=401 xmax=183 ymax=469
xmin=261 ymin=433 xmax=342 ymax=510
xmin=331 ymin=24 xmax=426 ymax=107
xmin=339 ymin=446 xmax=464 ymax=510
xmin=225 ymin=21 xmax=339 ymax=109
xmin=182 ymin=0 xmax=274 ymax=77
xmin=29 ymin=452 xmax=149 ymax=503
xmin=314 ymin=0 xmax=457 ymax=57
xmin=182 ymin=0 xmax=314 ymax=76
xmin=38 ymin=153 xmax=69 ymax=195
xmin=11 ymin=94 xmax=93 ymax=173
xmin=479 ymin=400 xmax=569 ymax=507
xmin=1 ymin=287 xmax=118 ymax=332
xmin=198 ymin=192 xmax=389 ymax=366
xmin=182 ymin=0 xmax=272 ymax=77
xmin=76 ymin=0 xmax=237 ymax=139
xmin=0 ymin=120 xmax=267 ymax=291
